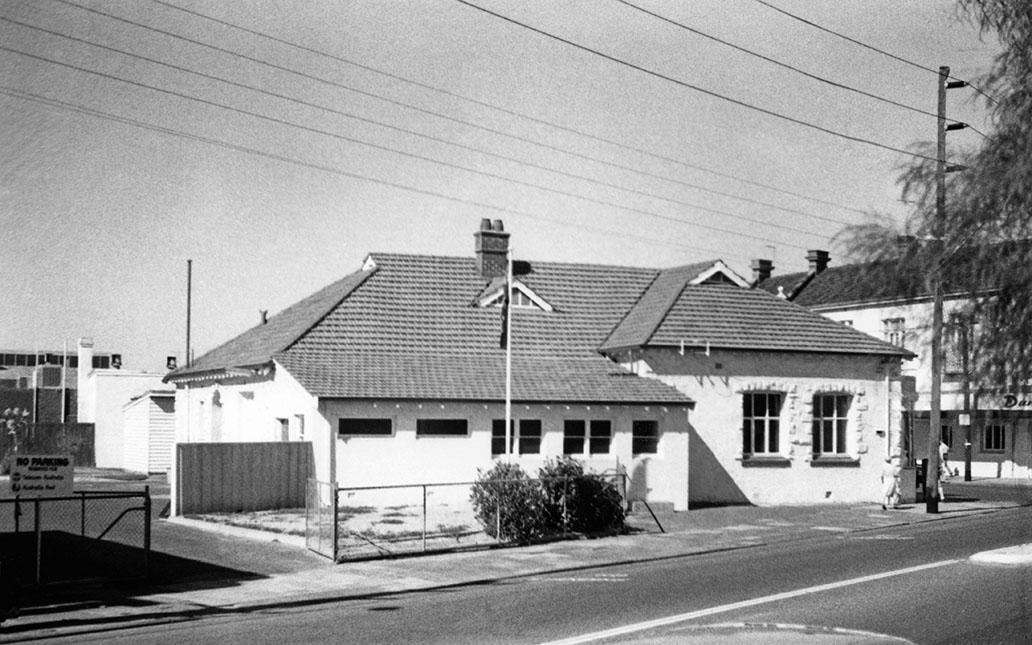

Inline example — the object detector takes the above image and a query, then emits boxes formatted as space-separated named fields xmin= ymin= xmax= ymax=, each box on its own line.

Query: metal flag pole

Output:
xmin=504 ymin=247 xmax=513 ymax=459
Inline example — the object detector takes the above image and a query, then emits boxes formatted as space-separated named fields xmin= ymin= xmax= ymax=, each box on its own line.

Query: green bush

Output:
xmin=469 ymin=462 xmax=547 ymax=545
xmin=538 ymin=458 xmax=625 ymax=534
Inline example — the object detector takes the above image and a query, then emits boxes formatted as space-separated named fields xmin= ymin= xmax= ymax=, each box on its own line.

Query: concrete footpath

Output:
xmin=2 ymin=481 xmax=1031 ymax=642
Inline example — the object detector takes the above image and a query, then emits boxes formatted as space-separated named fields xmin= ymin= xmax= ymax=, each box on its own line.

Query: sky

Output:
xmin=0 ymin=0 xmax=1002 ymax=372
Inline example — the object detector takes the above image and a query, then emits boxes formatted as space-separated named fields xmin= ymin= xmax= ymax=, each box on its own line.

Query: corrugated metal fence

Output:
xmin=176 ymin=442 xmax=313 ymax=514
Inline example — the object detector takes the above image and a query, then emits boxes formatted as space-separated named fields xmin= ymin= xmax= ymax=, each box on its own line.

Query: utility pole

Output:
xmin=928 ymin=65 xmax=968 ymax=513
xmin=186 ymin=259 xmax=193 ymax=369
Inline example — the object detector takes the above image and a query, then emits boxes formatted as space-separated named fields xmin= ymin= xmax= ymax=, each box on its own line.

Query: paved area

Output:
xmin=1 ymin=477 xmax=1029 ymax=642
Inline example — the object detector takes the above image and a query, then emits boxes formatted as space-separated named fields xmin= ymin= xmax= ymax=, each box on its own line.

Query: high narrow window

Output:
xmin=492 ymin=419 xmax=512 ymax=455
xmin=743 ymin=392 xmax=781 ymax=455
xmin=416 ymin=419 xmax=468 ymax=436
xmin=812 ymin=394 xmax=850 ymax=456
xmin=339 ymin=418 xmax=392 ymax=436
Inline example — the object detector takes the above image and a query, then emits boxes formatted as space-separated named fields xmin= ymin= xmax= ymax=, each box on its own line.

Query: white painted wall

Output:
xmin=123 ymin=393 xmax=175 ymax=474
xmin=625 ymin=348 xmax=903 ymax=506
xmin=87 ymin=370 xmax=166 ymax=468
xmin=320 ymin=400 xmax=692 ymax=510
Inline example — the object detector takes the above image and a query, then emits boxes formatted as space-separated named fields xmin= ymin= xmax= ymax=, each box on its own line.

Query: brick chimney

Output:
xmin=750 ymin=258 xmax=774 ymax=284
xmin=474 ymin=219 xmax=509 ymax=279
xmin=806 ymin=249 xmax=830 ymax=273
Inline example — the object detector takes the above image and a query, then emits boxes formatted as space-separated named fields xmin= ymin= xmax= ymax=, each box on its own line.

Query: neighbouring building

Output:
xmin=760 ymin=249 xmax=1032 ymax=480
xmin=165 ymin=220 xmax=912 ymax=511
xmin=122 ymin=389 xmax=176 ymax=474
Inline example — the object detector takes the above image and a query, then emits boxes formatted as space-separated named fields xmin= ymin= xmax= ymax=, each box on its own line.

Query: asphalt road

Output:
xmin=43 ymin=505 xmax=1031 ymax=645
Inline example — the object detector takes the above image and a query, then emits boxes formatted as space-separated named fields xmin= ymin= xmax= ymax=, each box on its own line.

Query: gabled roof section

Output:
xmin=648 ymin=283 xmax=912 ymax=357
xmin=165 ymin=264 xmax=376 ymax=381
xmin=600 ymin=261 xmax=718 ymax=352
xmin=475 ymin=278 xmax=555 ymax=312
xmin=689 ymin=260 xmax=750 ymax=287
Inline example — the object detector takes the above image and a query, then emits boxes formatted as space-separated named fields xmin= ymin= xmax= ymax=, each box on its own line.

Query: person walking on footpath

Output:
xmin=881 ymin=455 xmax=901 ymax=510
xmin=938 ymin=441 xmax=951 ymax=501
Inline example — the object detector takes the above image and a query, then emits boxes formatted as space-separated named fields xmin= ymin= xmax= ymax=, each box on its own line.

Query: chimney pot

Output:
xmin=806 ymin=249 xmax=830 ymax=273
xmin=480 ymin=218 xmax=491 ymax=231
xmin=751 ymin=258 xmax=774 ymax=284
xmin=259 ymin=309 xmax=269 ymax=325
xmin=491 ymin=219 xmax=504 ymax=232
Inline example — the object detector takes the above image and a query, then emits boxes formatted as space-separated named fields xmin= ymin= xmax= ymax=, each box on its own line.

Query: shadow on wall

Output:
xmin=689 ymin=425 xmax=750 ymax=506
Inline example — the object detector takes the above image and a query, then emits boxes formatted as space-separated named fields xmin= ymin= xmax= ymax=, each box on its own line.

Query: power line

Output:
xmin=614 ymin=0 xmax=945 ymax=122
xmin=752 ymin=0 xmax=1000 ymax=106
xmin=454 ymin=0 xmax=942 ymax=165
xmin=142 ymin=0 xmax=872 ymax=219
xmin=0 ymin=15 xmax=836 ymax=239
xmin=0 ymin=85 xmax=747 ymax=259
xmin=0 ymin=45 xmax=821 ymax=251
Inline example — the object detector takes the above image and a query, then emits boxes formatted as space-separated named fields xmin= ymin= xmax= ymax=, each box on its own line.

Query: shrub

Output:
xmin=538 ymin=457 xmax=625 ymax=534
xmin=469 ymin=462 xmax=547 ymax=545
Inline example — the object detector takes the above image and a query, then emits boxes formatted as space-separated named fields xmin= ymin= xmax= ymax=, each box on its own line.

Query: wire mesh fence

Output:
xmin=307 ymin=473 xmax=633 ymax=561
xmin=0 ymin=489 xmax=150 ymax=587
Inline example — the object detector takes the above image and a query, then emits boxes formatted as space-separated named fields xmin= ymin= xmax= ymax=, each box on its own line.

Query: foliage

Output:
xmin=469 ymin=461 xmax=548 ymax=545
xmin=538 ymin=457 xmax=625 ymax=534
xmin=838 ymin=1 xmax=1032 ymax=389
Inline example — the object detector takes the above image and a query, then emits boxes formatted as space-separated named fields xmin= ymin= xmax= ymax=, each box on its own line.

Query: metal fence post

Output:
xmin=33 ymin=497 xmax=41 ymax=586
xmin=143 ymin=486 xmax=151 ymax=578
xmin=80 ymin=491 xmax=86 ymax=537
xmin=332 ymin=483 xmax=339 ymax=562
xmin=495 ymin=489 xmax=501 ymax=544
xmin=13 ymin=496 xmax=20 ymax=534
xmin=422 ymin=485 xmax=428 ymax=553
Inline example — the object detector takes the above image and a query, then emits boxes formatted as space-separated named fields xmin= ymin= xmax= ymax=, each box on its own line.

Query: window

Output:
xmin=416 ymin=419 xmax=468 ymax=436
xmin=277 ymin=418 xmax=289 ymax=441
xmin=983 ymin=425 xmax=1006 ymax=452
xmin=883 ymin=318 xmax=906 ymax=348
xmin=812 ymin=394 xmax=850 ymax=455
xmin=941 ymin=425 xmax=953 ymax=448
xmin=491 ymin=419 xmax=540 ymax=454
xmin=339 ymin=418 xmax=392 ymax=436
xmin=632 ymin=420 xmax=660 ymax=455
xmin=492 ymin=419 xmax=513 ymax=455
xmin=563 ymin=420 xmax=585 ymax=454
xmin=562 ymin=419 xmax=610 ymax=454
xmin=743 ymin=392 xmax=781 ymax=455
xmin=519 ymin=419 xmax=542 ymax=454
xmin=589 ymin=420 xmax=611 ymax=454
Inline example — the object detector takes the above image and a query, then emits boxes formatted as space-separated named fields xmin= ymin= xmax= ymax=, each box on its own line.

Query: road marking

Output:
xmin=538 ymin=559 xmax=960 ymax=645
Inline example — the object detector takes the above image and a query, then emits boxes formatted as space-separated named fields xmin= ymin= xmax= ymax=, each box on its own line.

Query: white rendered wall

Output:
xmin=627 ymin=348 xmax=902 ymax=506
xmin=89 ymin=370 xmax=166 ymax=468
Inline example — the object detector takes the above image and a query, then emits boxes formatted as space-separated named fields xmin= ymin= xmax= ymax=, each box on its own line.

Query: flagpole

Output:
xmin=504 ymin=247 xmax=513 ymax=459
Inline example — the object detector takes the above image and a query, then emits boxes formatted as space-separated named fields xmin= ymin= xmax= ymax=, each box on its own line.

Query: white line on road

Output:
xmin=538 ymin=559 xmax=960 ymax=645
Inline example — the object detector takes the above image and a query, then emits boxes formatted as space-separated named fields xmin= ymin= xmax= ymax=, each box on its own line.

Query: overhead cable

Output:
xmin=454 ymin=0 xmax=941 ymax=164
xmin=0 ymin=44 xmax=819 ymax=250
xmin=140 ymin=0 xmax=871 ymax=218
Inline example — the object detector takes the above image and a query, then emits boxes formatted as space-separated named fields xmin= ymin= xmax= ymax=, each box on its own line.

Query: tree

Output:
xmin=840 ymin=1 xmax=1032 ymax=389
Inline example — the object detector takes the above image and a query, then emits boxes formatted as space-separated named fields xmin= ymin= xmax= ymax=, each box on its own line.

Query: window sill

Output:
xmin=810 ymin=456 xmax=860 ymax=467
xmin=739 ymin=455 xmax=791 ymax=468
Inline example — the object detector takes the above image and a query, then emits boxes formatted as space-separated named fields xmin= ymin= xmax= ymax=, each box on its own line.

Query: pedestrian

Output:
xmin=881 ymin=455 xmax=900 ymax=510
xmin=938 ymin=441 xmax=951 ymax=501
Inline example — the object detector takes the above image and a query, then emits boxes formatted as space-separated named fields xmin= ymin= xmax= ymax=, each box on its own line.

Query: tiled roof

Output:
xmin=605 ymin=266 xmax=910 ymax=357
xmin=173 ymin=250 xmax=910 ymax=399
xmin=600 ymin=262 xmax=714 ymax=351
xmin=650 ymin=283 xmax=911 ymax=356
xmin=278 ymin=352 xmax=690 ymax=404
xmin=166 ymin=266 xmax=375 ymax=379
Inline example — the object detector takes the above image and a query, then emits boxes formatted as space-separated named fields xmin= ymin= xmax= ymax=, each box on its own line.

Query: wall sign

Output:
xmin=9 ymin=454 xmax=74 ymax=497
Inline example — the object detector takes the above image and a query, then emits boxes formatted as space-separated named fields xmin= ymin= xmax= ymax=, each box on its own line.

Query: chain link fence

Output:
xmin=0 ymin=489 xmax=151 ymax=588
xmin=306 ymin=474 xmax=633 ymax=561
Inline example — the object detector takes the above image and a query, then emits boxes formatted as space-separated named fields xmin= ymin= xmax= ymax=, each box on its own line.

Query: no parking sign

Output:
xmin=9 ymin=455 xmax=74 ymax=497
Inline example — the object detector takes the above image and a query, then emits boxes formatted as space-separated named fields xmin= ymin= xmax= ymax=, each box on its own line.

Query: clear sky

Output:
xmin=1 ymin=0 xmax=1000 ymax=371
